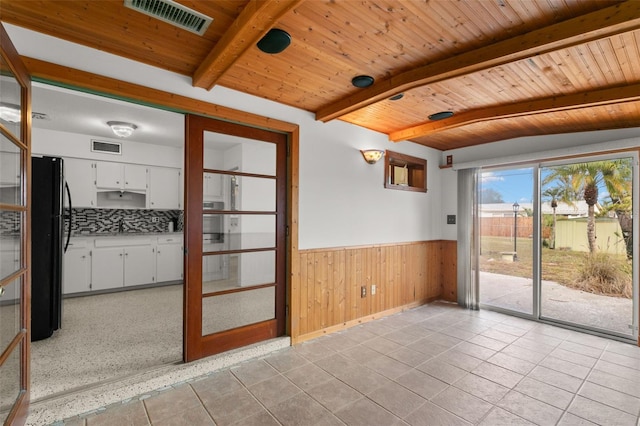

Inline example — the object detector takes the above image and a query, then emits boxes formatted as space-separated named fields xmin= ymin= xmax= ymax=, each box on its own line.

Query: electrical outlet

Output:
xmin=371 ymin=284 xmax=376 ymax=295
xmin=360 ymin=286 xmax=366 ymax=298
xmin=151 ymin=217 xmax=159 ymax=223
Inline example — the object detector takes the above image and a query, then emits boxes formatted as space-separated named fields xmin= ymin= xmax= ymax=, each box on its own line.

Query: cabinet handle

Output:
xmin=157 ymin=250 xmax=161 ymax=254
xmin=120 ymin=253 xmax=123 ymax=257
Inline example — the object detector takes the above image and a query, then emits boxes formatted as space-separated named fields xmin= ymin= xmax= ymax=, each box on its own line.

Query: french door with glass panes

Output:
xmin=477 ymin=153 xmax=638 ymax=341
xmin=0 ymin=23 xmax=32 ymax=425
xmin=183 ymin=114 xmax=287 ymax=362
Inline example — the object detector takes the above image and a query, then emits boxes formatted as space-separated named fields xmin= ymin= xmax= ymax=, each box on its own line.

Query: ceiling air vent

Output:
xmin=91 ymin=140 xmax=122 ymax=155
xmin=124 ymin=0 xmax=213 ymax=36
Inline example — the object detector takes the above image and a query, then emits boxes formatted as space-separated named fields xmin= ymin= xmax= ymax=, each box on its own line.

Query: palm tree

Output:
xmin=544 ymin=159 xmax=632 ymax=254
xmin=542 ymin=187 xmax=564 ymax=249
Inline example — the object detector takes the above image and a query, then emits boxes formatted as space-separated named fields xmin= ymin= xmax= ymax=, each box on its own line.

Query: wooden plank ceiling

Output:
xmin=2 ymin=0 xmax=639 ymax=150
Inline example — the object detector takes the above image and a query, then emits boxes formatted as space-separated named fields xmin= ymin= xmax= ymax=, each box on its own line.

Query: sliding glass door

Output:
xmin=478 ymin=167 xmax=535 ymax=315
xmin=477 ymin=153 xmax=638 ymax=341
xmin=540 ymin=156 xmax=637 ymax=338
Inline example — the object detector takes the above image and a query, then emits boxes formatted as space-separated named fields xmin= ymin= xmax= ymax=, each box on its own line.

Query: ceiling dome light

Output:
xmin=352 ymin=75 xmax=374 ymax=88
xmin=389 ymin=93 xmax=404 ymax=101
xmin=107 ymin=121 xmax=138 ymax=138
xmin=257 ymin=28 xmax=291 ymax=54
xmin=0 ymin=105 xmax=21 ymax=123
xmin=428 ymin=111 xmax=454 ymax=121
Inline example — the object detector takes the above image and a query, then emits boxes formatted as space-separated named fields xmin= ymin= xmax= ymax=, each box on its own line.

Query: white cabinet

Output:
xmin=156 ymin=236 xmax=183 ymax=282
xmin=124 ymin=245 xmax=156 ymax=286
xmin=0 ymin=235 xmax=20 ymax=283
xmin=63 ymin=239 xmax=91 ymax=294
xmin=149 ymin=167 xmax=181 ymax=209
xmin=92 ymin=238 xmax=155 ymax=289
xmin=203 ymin=241 xmax=225 ymax=281
xmin=0 ymin=150 xmax=20 ymax=188
xmin=96 ymin=162 xmax=147 ymax=191
xmin=64 ymin=158 xmax=96 ymax=208
xmin=64 ymin=234 xmax=183 ymax=295
xmin=91 ymin=247 xmax=125 ymax=291
xmin=203 ymin=173 xmax=222 ymax=200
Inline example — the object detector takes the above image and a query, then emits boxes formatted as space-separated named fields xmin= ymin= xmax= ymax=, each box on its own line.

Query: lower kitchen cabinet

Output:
xmin=64 ymin=234 xmax=182 ymax=295
xmin=156 ymin=236 xmax=183 ymax=282
xmin=124 ymin=245 xmax=156 ymax=286
xmin=91 ymin=247 xmax=125 ymax=291
xmin=63 ymin=239 xmax=91 ymax=293
xmin=203 ymin=242 xmax=228 ymax=281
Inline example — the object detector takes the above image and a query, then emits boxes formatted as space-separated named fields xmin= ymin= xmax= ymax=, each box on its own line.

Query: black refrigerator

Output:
xmin=32 ymin=156 xmax=71 ymax=341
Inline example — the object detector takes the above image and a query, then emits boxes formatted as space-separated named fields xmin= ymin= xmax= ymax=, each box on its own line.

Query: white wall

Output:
xmin=33 ymin=128 xmax=183 ymax=169
xmin=443 ymin=128 xmax=640 ymax=168
xmin=8 ymin=24 xmax=447 ymax=250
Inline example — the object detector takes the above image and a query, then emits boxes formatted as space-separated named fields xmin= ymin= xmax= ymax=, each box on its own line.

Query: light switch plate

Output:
xmin=447 ymin=215 xmax=456 ymax=224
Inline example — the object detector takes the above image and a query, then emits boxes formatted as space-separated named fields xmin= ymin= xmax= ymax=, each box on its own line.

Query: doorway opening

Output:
xmin=29 ymin=83 xmax=186 ymax=401
xmin=477 ymin=153 xmax=638 ymax=342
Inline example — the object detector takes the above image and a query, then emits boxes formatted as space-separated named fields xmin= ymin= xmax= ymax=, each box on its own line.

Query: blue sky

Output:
xmin=480 ymin=166 xmax=621 ymax=205
xmin=480 ymin=168 xmax=535 ymax=204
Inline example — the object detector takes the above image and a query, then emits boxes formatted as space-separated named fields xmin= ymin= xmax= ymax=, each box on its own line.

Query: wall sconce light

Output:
xmin=361 ymin=149 xmax=385 ymax=164
xmin=107 ymin=121 xmax=138 ymax=138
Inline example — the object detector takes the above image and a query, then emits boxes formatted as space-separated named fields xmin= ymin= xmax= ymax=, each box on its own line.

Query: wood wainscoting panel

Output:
xmin=294 ymin=240 xmax=454 ymax=343
xmin=440 ymin=240 xmax=458 ymax=302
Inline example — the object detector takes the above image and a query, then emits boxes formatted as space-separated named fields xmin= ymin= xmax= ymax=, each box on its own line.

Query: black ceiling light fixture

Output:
xmin=257 ymin=28 xmax=291 ymax=54
xmin=351 ymin=75 xmax=375 ymax=88
xmin=428 ymin=111 xmax=454 ymax=121
xmin=389 ymin=93 xmax=404 ymax=101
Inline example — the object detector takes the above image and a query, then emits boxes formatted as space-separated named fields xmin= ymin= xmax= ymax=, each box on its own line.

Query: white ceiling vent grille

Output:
xmin=91 ymin=140 xmax=122 ymax=155
xmin=124 ymin=0 xmax=212 ymax=35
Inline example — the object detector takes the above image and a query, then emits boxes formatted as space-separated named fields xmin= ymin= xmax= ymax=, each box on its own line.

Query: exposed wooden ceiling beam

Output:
xmin=192 ymin=0 xmax=303 ymax=90
xmin=389 ymin=84 xmax=640 ymax=142
xmin=316 ymin=1 xmax=640 ymax=123
xmin=22 ymin=56 xmax=298 ymax=133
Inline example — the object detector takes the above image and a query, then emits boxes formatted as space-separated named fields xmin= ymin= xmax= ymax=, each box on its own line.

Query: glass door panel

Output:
xmin=0 ymin=23 xmax=31 ymax=424
xmin=184 ymin=114 xmax=286 ymax=361
xmin=202 ymin=287 xmax=275 ymax=335
xmin=478 ymin=167 xmax=535 ymax=315
xmin=201 ymin=133 xmax=278 ymax=338
xmin=540 ymin=157 xmax=637 ymax=337
xmin=0 ymin=343 xmax=22 ymax=423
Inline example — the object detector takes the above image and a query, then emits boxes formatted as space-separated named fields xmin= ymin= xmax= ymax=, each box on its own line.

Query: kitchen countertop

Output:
xmin=71 ymin=232 xmax=184 ymax=237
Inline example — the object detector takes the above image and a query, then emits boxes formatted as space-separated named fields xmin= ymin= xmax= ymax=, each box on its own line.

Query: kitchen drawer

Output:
xmin=94 ymin=237 xmax=153 ymax=247
xmin=158 ymin=236 xmax=183 ymax=244
xmin=66 ymin=239 xmax=90 ymax=249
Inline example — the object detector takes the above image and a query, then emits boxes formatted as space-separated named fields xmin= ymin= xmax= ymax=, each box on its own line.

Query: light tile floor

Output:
xmin=55 ymin=302 xmax=640 ymax=426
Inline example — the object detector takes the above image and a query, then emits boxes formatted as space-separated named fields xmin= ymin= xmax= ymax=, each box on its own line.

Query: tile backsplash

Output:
xmin=69 ymin=208 xmax=183 ymax=235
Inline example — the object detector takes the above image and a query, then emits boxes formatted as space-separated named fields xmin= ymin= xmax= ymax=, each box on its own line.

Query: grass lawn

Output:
xmin=479 ymin=236 xmax=631 ymax=296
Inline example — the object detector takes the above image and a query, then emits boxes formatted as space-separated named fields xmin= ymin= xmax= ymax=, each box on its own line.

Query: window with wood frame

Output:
xmin=384 ymin=150 xmax=427 ymax=192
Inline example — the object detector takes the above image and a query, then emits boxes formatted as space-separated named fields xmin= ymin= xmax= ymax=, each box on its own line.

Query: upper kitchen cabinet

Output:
xmin=96 ymin=162 xmax=147 ymax=192
xmin=148 ymin=167 xmax=181 ymax=210
xmin=0 ymin=149 xmax=19 ymax=188
xmin=203 ymin=172 xmax=223 ymax=201
xmin=64 ymin=158 xmax=96 ymax=208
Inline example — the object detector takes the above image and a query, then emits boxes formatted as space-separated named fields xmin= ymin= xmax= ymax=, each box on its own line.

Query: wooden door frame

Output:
xmin=183 ymin=114 xmax=288 ymax=361
xmin=21 ymin=56 xmax=301 ymax=351
xmin=1 ymin=23 xmax=32 ymax=425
